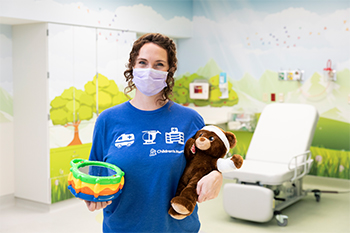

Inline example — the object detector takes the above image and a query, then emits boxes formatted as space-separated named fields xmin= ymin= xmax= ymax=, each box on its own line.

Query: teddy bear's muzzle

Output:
xmin=195 ymin=137 xmax=211 ymax=150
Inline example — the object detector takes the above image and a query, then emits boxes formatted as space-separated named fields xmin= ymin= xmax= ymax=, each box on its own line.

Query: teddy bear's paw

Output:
xmin=170 ymin=197 xmax=193 ymax=215
xmin=171 ymin=202 xmax=190 ymax=215
xmin=231 ymin=154 xmax=243 ymax=169
xmin=168 ymin=207 xmax=187 ymax=220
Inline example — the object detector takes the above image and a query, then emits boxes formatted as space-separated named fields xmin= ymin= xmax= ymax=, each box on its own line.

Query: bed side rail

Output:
xmin=288 ymin=151 xmax=313 ymax=182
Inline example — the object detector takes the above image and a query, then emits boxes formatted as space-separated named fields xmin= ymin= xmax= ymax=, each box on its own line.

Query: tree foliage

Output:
xmin=84 ymin=73 xmax=128 ymax=114
xmin=50 ymin=87 xmax=94 ymax=125
xmin=172 ymin=73 xmax=239 ymax=107
xmin=50 ymin=73 xmax=128 ymax=146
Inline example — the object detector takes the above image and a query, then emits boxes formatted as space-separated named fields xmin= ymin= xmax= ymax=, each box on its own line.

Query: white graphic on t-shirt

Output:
xmin=149 ymin=148 xmax=184 ymax=157
xmin=142 ymin=130 xmax=161 ymax=145
xmin=115 ymin=133 xmax=135 ymax=148
xmin=149 ymin=148 xmax=157 ymax=157
xmin=165 ymin=127 xmax=184 ymax=145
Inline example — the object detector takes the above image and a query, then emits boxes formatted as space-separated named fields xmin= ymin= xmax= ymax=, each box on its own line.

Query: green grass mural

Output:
xmin=50 ymin=143 xmax=92 ymax=203
xmin=310 ymin=147 xmax=350 ymax=179
xmin=51 ymin=175 xmax=74 ymax=203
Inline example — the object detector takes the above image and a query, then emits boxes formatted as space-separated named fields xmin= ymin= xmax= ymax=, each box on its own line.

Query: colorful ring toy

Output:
xmin=68 ymin=158 xmax=125 ymax=202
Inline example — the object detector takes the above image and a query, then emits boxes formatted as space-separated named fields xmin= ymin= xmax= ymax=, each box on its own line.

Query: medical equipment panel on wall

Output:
xmin=278 ymin=69 xmax=304 ymax=81
xmin=189 ymin=80 xmax=209 ymax=99
xmin=323 ymin=59 xmax=336 ymax=82
xmin=219 ymin=72 xmax=229 ymax=99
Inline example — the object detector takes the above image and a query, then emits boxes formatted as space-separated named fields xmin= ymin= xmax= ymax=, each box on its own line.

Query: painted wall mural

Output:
xmin=48 ymin=23 xmax=135 ymax=203
xmin=0 ymin=24 xmax=14 ymax=197
xmin=176 ymin=0 xmax=349 ymax=180
xmin=0 ymin=25 xmax=13 ymax=123
xmin=1 ymin=0 xmax=349 ymax=202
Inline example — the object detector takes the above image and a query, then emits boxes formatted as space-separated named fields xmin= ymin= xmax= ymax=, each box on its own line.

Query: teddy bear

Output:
xmin=168 ymin=125 xmax=243 ymax=220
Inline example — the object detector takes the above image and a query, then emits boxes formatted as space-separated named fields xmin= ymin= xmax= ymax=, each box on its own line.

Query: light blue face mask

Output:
xmin=132 ymin=68 xmax=168 ymax=96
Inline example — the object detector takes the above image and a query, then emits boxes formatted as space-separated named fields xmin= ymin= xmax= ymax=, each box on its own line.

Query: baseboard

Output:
xmin=15 ymin=198 xmax=51 ymax=212
xmin=0 ymin=194 xmax=15 ymax=209
xmin=304 ymin=175 xmax=350 ymax=191
xmin=0 ymin=194 xmax=84 ymax=213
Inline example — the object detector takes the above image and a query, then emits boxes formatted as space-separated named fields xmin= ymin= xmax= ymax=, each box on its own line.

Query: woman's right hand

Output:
xmin=84 ymin=200 xmax=112 ymax=211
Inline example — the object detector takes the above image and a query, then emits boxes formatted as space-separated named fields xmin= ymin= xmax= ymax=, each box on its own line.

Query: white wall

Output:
xmin=0 ymin=123 xmax=14 ymax=196
xmin=0 ymin=24 xmax=14 ymax=198
xmin=13 ymin=23 xmax=50 ymax=204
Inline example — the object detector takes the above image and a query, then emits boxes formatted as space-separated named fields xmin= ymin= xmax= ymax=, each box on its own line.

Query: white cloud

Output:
xmin=336 ymin=59 xmax=350 ymax=71
xmin=1 ymin=1 xmax=192 ymax=37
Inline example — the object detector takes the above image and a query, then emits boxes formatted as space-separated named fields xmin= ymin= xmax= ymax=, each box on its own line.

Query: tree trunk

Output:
xmin=67 ymin=121 xmax=82 ymax=146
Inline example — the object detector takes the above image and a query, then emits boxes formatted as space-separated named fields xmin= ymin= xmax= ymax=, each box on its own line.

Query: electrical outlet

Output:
xmin=278 ymin=93 xmax=284 ymax=102
xmin=263 ymin=93 xmax=268 ymax=102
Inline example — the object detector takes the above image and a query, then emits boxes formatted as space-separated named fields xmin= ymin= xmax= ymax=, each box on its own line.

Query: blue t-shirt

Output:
xmin=89 ymin=101 xmax=205 ymax=233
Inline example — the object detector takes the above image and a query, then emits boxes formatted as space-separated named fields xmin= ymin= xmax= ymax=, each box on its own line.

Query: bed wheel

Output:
xmin=314 ymin=192 xmax=321 ymax=202
xmin=275 ymin=214 xmax=288 ymax=226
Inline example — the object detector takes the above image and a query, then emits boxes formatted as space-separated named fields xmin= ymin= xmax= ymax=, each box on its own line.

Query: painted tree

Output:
xmin=50 ymin=73 xmax=128 ymax=146
xmin=207 ymin=74 xmax=239 ymax=107
xmin=50 ymin=87 xmax=94 ymax=146
xmin=172 ymin=73 xmax=202 ymax=105
xmin=84 ymin=73 xmax=128 ymax=114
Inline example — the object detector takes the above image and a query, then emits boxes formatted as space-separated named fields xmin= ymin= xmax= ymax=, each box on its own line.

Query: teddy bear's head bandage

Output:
xmin=201 ymin=125 xmax=230 ymax=154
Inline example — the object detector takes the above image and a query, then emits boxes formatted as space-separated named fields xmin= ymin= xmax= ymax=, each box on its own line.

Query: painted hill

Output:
xmin=182 ymin=59 xmax=350 ymax=123
xmin=258 ymin=70 xmax=300 ymax=96
xmin=0 ymin=86 xmax=13 ymax=115
xmin=231 ymin=72 xmax=261 ymax=100
xmin=0 ymin=86 xmax=13 ymax=122
xmin=321 ymin=107 xmax=349 ymax=123
xmin=286 ymin=69 xmax=350 ymax=123
xmin=336 ymin=68 xmax=350 ymax=87
xmin=231 ymin=88 xmax=266 ymax=113
xmin=196 ymin=58 xmax=223 ymax=79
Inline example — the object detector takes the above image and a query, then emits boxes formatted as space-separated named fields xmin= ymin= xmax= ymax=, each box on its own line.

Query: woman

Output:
xmin=85 ymin=33 xmax=223 ymax=232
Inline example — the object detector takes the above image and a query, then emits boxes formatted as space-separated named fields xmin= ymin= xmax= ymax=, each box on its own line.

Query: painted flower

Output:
xmin=339 ymin=165 xmax=344 ymax=173
xmin=55 ymin=179 xmax=59 ymax=186
xmin=315 ymin=155 xmax=322 ymax=163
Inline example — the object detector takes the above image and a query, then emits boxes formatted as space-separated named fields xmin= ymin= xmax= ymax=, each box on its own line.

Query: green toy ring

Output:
xmin=69 ymin=158 xmax=124 ymax=185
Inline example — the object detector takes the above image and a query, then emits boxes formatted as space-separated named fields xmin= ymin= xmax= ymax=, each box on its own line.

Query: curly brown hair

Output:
xmin=124 ymin=33 xmax=177 ymax=103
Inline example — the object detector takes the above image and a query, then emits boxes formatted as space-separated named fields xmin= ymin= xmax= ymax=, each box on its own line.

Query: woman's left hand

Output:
xmin=196 ymin=170 xmax=223 ymax=203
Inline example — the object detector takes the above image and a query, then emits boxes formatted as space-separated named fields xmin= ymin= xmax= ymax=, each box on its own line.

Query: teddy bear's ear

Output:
xmin=225 ymin=131 xmax=237 ymax=148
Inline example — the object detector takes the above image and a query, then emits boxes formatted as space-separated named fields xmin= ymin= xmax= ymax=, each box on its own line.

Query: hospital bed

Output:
xmin=222 ymin=103 xmax=319 ymax=226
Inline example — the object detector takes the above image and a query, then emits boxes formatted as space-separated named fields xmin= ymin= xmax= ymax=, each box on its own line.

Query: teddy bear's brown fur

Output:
xmin=168 ymin=126 xmax=243 ymax=220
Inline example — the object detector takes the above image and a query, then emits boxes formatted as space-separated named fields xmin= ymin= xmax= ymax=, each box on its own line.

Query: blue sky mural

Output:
xmin=178 ymin=1 xmax=350 ymax=80
xmin=54 ymin=0 xmax=193 ymax=20
xmin=194 ymin=0 xmax=350 ymax=19
xmin=0 ymin=0 xmax=193 ymax=37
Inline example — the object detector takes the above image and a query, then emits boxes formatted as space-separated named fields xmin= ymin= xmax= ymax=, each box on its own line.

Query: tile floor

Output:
xmin=0 ymin=176 xmax=349 ymax=233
